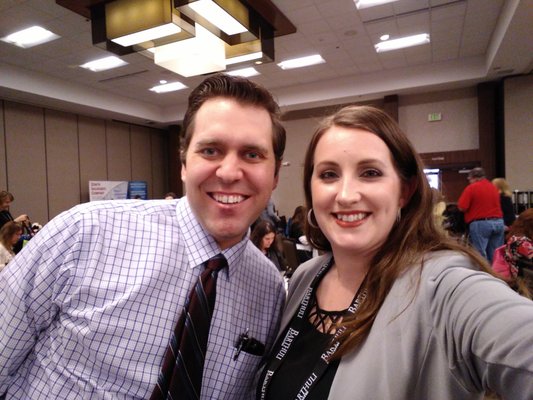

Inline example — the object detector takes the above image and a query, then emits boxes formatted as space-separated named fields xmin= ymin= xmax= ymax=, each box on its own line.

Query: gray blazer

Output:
xmin=277 ymin=250 xmax=533 ymax=399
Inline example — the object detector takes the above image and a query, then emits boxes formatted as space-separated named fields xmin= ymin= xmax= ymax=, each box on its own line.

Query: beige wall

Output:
xmin=398 ymin=87 xmax=478 ymax=153
xmin=0 ymin=100 xmax=169 ymax=225
xmin=504 ymin=74 xmax=533 ymax=191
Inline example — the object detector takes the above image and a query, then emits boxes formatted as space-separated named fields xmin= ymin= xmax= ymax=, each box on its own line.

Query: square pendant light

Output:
xmin=154 ymin=24 xmax=226 ymax=77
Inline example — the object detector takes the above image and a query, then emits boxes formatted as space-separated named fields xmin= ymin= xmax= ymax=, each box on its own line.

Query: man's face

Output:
xmin=181 ymin=97 xmax=278 ymax=249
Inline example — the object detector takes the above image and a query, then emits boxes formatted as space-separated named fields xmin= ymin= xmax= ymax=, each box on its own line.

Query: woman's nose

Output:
xmin=337 ymin=177 xmax=362 ymax=205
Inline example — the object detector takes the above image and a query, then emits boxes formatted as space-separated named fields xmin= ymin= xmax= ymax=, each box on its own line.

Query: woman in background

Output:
xmin=0 ymin=221 xmax=22 ymax=272
xmin=257 ymin=105 xmax=533 ymax=400
xmin=251 ymin=220 xmax=286 ymax=273
xmin=492 ymin=177 xmax=516 ymax=228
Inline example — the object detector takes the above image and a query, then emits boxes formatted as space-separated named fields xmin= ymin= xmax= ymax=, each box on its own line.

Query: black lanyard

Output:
xmin=258 ymin=257 xmax=367 ymax=400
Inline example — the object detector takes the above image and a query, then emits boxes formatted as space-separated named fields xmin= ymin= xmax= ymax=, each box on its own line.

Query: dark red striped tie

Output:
xmin=150 ymin=254 xmax=227 ymax=400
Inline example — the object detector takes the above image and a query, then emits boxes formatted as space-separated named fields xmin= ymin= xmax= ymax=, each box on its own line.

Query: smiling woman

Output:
xmin=257 ymin=105 xmax=533 ymax=400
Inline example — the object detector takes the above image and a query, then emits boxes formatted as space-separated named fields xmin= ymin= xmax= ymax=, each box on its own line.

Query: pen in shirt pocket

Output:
xmin=233 ymin=329 xmax=265 ymax=360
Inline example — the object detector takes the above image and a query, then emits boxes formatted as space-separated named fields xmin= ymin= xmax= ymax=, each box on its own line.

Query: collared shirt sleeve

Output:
xmin=0 ymin=206 xmax=80 ymax=394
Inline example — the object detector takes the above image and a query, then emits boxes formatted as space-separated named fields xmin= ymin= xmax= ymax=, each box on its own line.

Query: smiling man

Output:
xmin=0 ymin=74 xmax=286 ymax=400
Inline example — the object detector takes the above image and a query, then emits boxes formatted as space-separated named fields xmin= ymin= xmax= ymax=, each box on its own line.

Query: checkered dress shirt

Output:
xmin=0 ymin=197 xmax=285 ymax=399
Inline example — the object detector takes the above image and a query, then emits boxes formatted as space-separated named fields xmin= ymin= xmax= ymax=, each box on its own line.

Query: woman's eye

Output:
xmin=362 ymin=169 xmax=382 ymax=177
xmin=318 ymin=170 xmax=338 ymax=180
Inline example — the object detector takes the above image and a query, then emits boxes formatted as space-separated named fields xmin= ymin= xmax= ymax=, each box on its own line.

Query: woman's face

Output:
xmin=10 ymin=230 xmax=22 ymax=246
xmin=310 ymin=126 xmax=407 ymax=260
xmin=261 ymin=232 xmax=276 ymax=251
xmin=1 ymin=198 xmax=11 ymax=211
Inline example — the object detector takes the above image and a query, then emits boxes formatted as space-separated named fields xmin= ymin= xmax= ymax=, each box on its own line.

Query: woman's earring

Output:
xmin=396 ymin=208 xmax=402 ymax=224
xmin=307 ymin=208 xmax=319 ymax=229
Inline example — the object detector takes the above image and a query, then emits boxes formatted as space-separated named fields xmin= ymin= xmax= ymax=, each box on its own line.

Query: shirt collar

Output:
xmin=176 ymin=197 xmax=248 ymax=278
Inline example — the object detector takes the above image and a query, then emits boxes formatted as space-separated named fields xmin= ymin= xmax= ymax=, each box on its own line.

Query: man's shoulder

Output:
xmin=67 ymin=199 xmax=178 ymax=219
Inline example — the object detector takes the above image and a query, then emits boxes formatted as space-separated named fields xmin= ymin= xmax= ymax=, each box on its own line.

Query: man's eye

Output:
xmin=245 ymin=151 xmax=262 ymax=160
xmin=200 ymin=148 xmax=218 ymax=156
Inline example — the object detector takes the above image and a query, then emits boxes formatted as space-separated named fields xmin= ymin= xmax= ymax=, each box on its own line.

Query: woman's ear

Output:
xmin=400 ymin=177 xmax=417 ymax=208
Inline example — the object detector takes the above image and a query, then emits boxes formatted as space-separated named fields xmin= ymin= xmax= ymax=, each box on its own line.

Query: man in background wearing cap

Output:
xmin=458 ymin=167 xmax=505 ymax=263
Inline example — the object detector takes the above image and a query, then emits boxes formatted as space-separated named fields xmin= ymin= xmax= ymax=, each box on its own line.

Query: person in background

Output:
xmin=287 ymin=205 xmax=306 ymax=240
xmin=431 ymin=188 xmax=447 ymax=233
xmin=0 ymin=73 xmax=287 ymax=399
xmin=492 ymin=208 xmax=532 ymax=297
xmin=0 ymin=191 xmax=29 ymax=230
xmin=458 ymin=167 xmax=504 ymax=263
xmin=0 ymin=222 xmax=22 ymax=272
xmin=251 ymin=220 xmax=286 ymax=273
xmin=0 ymin=191 xmax=32 ymax=254
xmin=257 ymin=105 xmax=533 ymax=400
xmin=260 ymin=197 xmax=281 ymax=231
xmin=491 ymin=177 xmax=516 ymax=228
xmin=164 ymin=192 xmax=178 ymax=200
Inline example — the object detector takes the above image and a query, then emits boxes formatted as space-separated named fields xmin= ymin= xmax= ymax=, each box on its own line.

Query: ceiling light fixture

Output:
xmin=154 ymin=24 xmax=226 ymax=77
xmin=80 ymin=56 xmax=128 ymax=72
xmin=1 ymin=26 xmax=60 ymax=48
xmin=86 ymin=0 xmax=294 ymax=77
xmin=149 ymin=81 xmax=187 ymax=93
xmin=277 ymin=54 xmax=325 ymax=70
xmin=187 ymin=0 xmax=247 ymax=35
xmin=226 ymin=67 xmax=260 ymax=77
xmin=354 ymin=0 xmax=400 ymax=9
xmin=380 ymin=34 xmax=390 ymax=41
xmin=104 ymin=0 xmax=194 ymax=49
xmin=375 ymin=33 xmax=430 ymax=52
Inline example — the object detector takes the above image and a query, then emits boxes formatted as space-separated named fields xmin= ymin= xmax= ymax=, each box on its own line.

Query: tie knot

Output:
xmin=205 ymin=254 xmax=227 ymax=272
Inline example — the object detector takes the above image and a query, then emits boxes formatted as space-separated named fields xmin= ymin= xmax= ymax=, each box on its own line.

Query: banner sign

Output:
xmin=89 ymin=181 xmax=129 ymax=201
xmin=128 ymin=181 xmax=148 ymax=200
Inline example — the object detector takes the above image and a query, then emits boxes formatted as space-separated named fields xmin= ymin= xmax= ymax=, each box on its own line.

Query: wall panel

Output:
xmin=151 ymin=130 xmax=167 ymax=199
xmin=130 ymin=125 xmax=152 ymax=196
xmin=45 ymin=109 xmax=81 ymax=218
xmin=0 ymin=101 xmax=6 ymax=190
xmin=79 ymin=116 xmax=107 ymax=203
xmin=504 ymin=74 xmax=533 ymax=191
xmin=106 ymin=121 xmax=131 ymax=181
xmin=4 ymin=102 xmax=48 ymax=224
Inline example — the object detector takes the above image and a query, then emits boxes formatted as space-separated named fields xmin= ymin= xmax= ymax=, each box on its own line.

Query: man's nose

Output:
xmin=216 ymin=153 xmax=244 ymax=182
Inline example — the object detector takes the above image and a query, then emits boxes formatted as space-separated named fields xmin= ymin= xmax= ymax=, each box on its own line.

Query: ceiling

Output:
xmin=0 ymin=0 xmax=531 ymax=128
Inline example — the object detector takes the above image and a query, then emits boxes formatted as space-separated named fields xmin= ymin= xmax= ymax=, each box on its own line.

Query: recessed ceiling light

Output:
xmin=375 ymin=33 xmax=430 ymax=53
xmin=277 ymin=54 xmax=325 ymax=70
xmin=149 ymin=81 xmax=187 ymax=93
xmin=159 ymin=80 xmax=168 ymax=84
xmin=1 ymin=26 xmax=60 ymax=48
xmin=380 ymin=34 xmax=390 ymax=41
xmin=80 ymin=56 xmax=128 ymax=72
xmin=354 ymin=0 xmax=400 ymax=9
xmin=226 ymin=67 xmax=260 ymax=78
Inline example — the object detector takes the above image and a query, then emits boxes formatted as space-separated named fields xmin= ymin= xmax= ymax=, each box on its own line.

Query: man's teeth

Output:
xmin=336 ymin=213 xmax=366 ymax=222
xmin=213 ymin=194 xmax=245 ymax=204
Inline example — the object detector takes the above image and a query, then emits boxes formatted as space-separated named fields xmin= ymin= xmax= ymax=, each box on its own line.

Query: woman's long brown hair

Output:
xmin=303 ymin=105 xmax=491 ymax=357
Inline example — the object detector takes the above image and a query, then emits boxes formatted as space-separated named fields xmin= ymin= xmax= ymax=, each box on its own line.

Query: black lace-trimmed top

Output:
xmin=262 ymin=293 xmax=345 ymax=400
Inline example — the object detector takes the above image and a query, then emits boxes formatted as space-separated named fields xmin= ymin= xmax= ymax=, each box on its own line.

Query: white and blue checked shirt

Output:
xmin=0 ymin=198 xmax=285 ymax=399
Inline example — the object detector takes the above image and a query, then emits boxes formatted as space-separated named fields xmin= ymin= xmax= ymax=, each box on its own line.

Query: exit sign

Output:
xmin=428 ymin=112 xmax=442 ymax=122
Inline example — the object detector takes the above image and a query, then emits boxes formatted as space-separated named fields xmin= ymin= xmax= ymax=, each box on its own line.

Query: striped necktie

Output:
xmin=150 ymin=254 xmax=228 ymax=400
